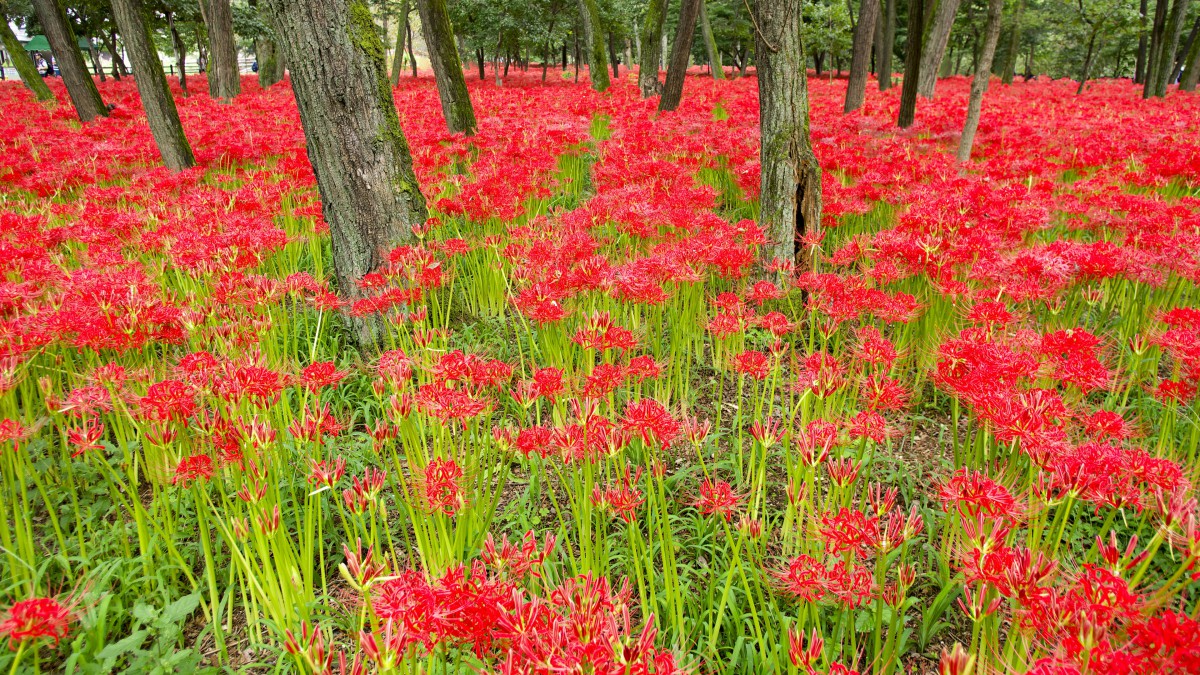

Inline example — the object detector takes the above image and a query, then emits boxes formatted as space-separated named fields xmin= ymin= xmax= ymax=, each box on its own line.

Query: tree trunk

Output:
xmin=416 ymin=0 xmax=477 ymax=135
xmin=87 ymin=43 xmax=106 ymax=81
xmin=1076 ymin=30 xmax=1099 ymax=95
xmin=1001 ymin=0 xmax=1023 ymax=83
xmin=577 ymin=0 xmax=611 ymax=91
xmin=956 ymin=0 xmax=1002 ymax=161
xmin=917 ymin=0 xmax=960 ymax=98
xmin=699 ymin=0 xmax=724 ymax=79
xmin=753 ymin=0 xmax=822 ymax=269
xmin=391 ymin=0 xmax=410 ymax=85
xmin=31 ymin=0 xmax=108 ymax=121
xmin=844 ymin=0 xmax=881 ymax=111
xmin=1171 ymin=16 xmax=1199 ymax=83
xmin=1181 ymin=19 xmax=1200 ymax=90
xmin=110 ymin=0 xmax=196 ymax=171
xmin=260 ymin=0 xmax=429 ymax=347
xmin=638 ymin=0 xmax=668 ymax=96
xmin=201 ymin=0 xmax=240 ymax=100
xmin=625 ymin=37 xmax=634 ymax=75
xmin=1135 ymin=0 xmax=1149 ymax=82
xmin=0 ymin=15 xmax=54 ymax=101
xmin=257 ymin=38 xmax=282 ymax=87
xmin=476 ymin=47 xmax=485 ymax=80
xmin=1152 ymin=0 xmax=1190 ymax=96
xmin=407 ymin=22 xmax=417 ymax=76
xmin=609 ymin=30 xmax=620 ymax=78
xmin=168 ymin=12 xmax=188 ymax=96
xmin=1145 ymin=0 xmax=1169 ymax=97
xmin=898 ymin=0 xmax=925 ymax=127
xmin=659 ymin=0 xmax=700 ymax=111
xmin=879 ymin=0 xmax=896 ymax=89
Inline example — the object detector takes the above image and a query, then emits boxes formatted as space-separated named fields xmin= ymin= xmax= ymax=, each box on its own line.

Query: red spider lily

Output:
xmin=66 ymin=417 xmax=105 ymax=456
xmin=795 ymin=419 xmax=841 ymax=465
xmin=531 ymin=367 xmax=564 ymax=401
xmin=624 ymin=355 xmax=662 ymax=383
xmin=695 ymin=479 xmax=741 ymax=521
xmin=301 ymin=361 xmax=349 ymax=391
xmin=139 ymin=379 xmax=197 ymax=424
xmin=818 ymin=508 xmax=879 ymax=558
xmin=795 ymin=352 xmax=845 ymax=398
xmin=745 ymin=280 xmax=784 ymax=305
xmin=788 ymin=627 xmax=824 ymax=670
xmin=776 ymin=554 xmax=824 ymax=602
xmin=414 ymin=383 xmax=492 ymax=426
xmin=572 ymin=312 xmax=638 ymax=352
xmin=733 ymin=350 xmax=772 ymax=380
xmin=621 ymin=399 xmax=679 ymax=449
xmin=481 ymin=530 xmax=556 ymax=578
xmin=0 ymin=597 xmax=72 ymax=648
xmin=377 ymin=350 xmax=414 ymax=388
xmin=757 ymin=311 xmax=795 ymax=337
xmin=309 ymin=458 xmax=346 ymax=491
xmin=853 ymin=326 xmax=898 ymax=370
xmin=288 ymin=404 xmax=344 ymax=443
xmin=939 ymin=469 xmax=1020 ymax=520
xmin=825 ymin=457 xmax=862 ymax=487
xmin=340 ymin=539 xmax=390 ymax=592
xmin=420 ymin=458 xmax=464 ymax=516
xmin=822 ymin=564 xmax=875 ymax=608
xmin=173 ymin=454 xmax=214 ymax=487
xmin=581 ymin=363 xmax=626 ymax=399
xmin=592 ymin=467 xmax=646 ymax=523
xmin=749 ymin=418 xmax=785 ymax=447
xmin=939 ymin=643 xmax=975 ymax=675
xmin=0 ymin=419 xmax=27 ymax=451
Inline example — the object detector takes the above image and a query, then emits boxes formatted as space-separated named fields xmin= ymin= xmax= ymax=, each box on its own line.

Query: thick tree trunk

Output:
xmin=879 ymin=0 xmax=896 ymax=89
xmin=1181 ymin=20 xmax=1200 ymax=90
xmin=956 ymin=0 xmax=1002 ymax=161
xmin=0 ymin=15 xmax=54 ymax=101
xmin=257 ymin=39 xmax=282 ymax=87
xmin=391 ymin=0 xmax=410 ymax=85
xmin=1145 ymin=0 xmax=1169 ymax=97
xmin=31 ymin=0 xmax=108 ymax=121
xmin=261 ymin=0 xmax=429 ymax=347
xmin=416 ymin=0 xmax=477 ymax=135
xmin=1171 ymin=16 xmax=1199 ymax=83
xmin=577 ymin=0 xmax=611 ymax=91
xmin=201 ymin=0 xmax=240 ymax=100
xmin=110 ymin=0 xmax=195 ymax=171
xmin=917 ymin=0 xmax=960 ymax=98
xmin=898 ymin=0 xmax=926 ymax=127
xmin=1152 ymin=0 xmax=1191 ymax=96
xmin=1135 ymin=0 xmax=1149 ymax=82
xmin=1001 ymin=0 xmax=1024 ymax=83
xmin=845 ymin=0 xmax=881 ymax=111
xmin=699 ymin=0 xmax=724 ymax=79
xmin=638 ymin=0 xmax=668 ymax=96
xmin=659 ymin=0 xmax=700 ymax=111
xmin=753 ymin=0 xmax=822 ymax=269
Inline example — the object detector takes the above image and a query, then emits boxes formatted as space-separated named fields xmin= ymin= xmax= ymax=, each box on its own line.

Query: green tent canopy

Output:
xmin=21 ymin=35 xmax=92 ymax=52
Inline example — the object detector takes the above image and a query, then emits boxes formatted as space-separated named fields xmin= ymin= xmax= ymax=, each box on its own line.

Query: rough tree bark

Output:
xmin=110 ymin=0 xmax=195 ymax=171
xmin=201 ymin=0 xmax=240 ymax=100
xmin=609 ymin=31 xmax=620 ymax=78
xmin=898 ymin=0 xmax=926 ymax=127
xmin=1152 ymin=0 xmax=1191 ymax=96
xmin=167 ymin=11 xmax=188 ymax=96
xmin=956 ymin=0 xmax=1003 ymax=162
xmin=917 ymin=0 xmax=961 ymax=98
xmin=577 ymin=0 xmax=611 ymax=91
xmin=660 ymin=0 xmax=701 ymax=111
xmin=1076 ymin=28 xmax=1101 ymax=94
xmin=879 ymin=0 xmax=896 ymax=89
xmin=0 ymin=14 xmax=54 ymax=101
xmin=1135 ymin=0 xmax=1149 ymax=82
xmin=638 ymin=0 xmax=668 ymax=96
xmin=699 ymin=0 xmax=724 ymax=79
xmin=407 ymin=22 xmax=417 ymax=76
xmin=260 ymin=0 xmax=429 ymax=347
xmin=1183 ymin=18 xmax=1200 ymax=90
xmin=390 ymin=0 xmax=411 ymax=85
xmin=1171 ymin=16 xmax=1199 ymax=84
xmin=1001 ymin=0 xmax=1024 ymax=84
xmin=416 ymin=0 xmax=477 ymax=135
xmin=845 ymin=0 xmax=881 ymax=111
xmin=31 ymin=0 xmax=108 ymax=121
xmin=753 ymin=0 xmax=823 ymax=269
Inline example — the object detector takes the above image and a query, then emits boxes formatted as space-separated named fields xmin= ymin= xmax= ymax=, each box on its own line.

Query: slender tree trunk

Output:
xmin=87 ymin=43 xmax=105 ymax=81
xmin=407 ymin=22 xmax=417 ymax=76
xmin=609 ymin=30 xmax=620 ymax=78
xmin=261 ymin=0 xmax=429 ymax=347
xmin=416 ymin=0 xmax=477 ymax=135
xmin=0 ymin=15 xmax=54 ymax=101
xmin=898 ymin=0 xmax=926 ymax=126
xmin=31 ymin=0 xmax=108 ymax=121
xmin=917 ymin=0 xmax=960 ymax=98
xmin=754 ymin=0 xmax=822 ymax=269
xmin=625 ymin=37 xmax=634 ymax=75
xmin=168 ymin=12 xmax=188 ymax=96
xmin=1145 ymin=0 xmax=1169 ymax=96
xmin=956 ymin=0 xmax=1002 ymax=161
xmin=879 ymin=0 xmax=896 ymax=89
xmin=110 ymin=0 xmax=195 ymax=171
xmin=1172 ymin=16 xmax=1199 ymax=83
xmin=1181 ymin=20 xmax=1200 ymax=89
xmin=844 ymin=0 xmax=881 ymax=111
xmin=1001 ymin=0 xmax=1023 ymax=83
xmin=1153 ymin=0 xmax=1191 ymax=95
xmin=1135 ymin=0 xmax=1149 ymax=82
xmin=201 ymin=0 xmax=240 ymax=100
xmin=577 ymin=0 xmax=611 ymax=90
xmin=1077 ymin=30 xmax=1099 ymax=94
xmin=476 ymin=47 xmax=485 ymax=80
xmin=659 ymin=0 xmax=701 ymax=111
xmin=639 ymin=0 xmax=668 ymax=96
xmin=699 ymin=0 xmax=724 ymax=79
xmin=391 ymin=0 xmax=410 ymax=85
